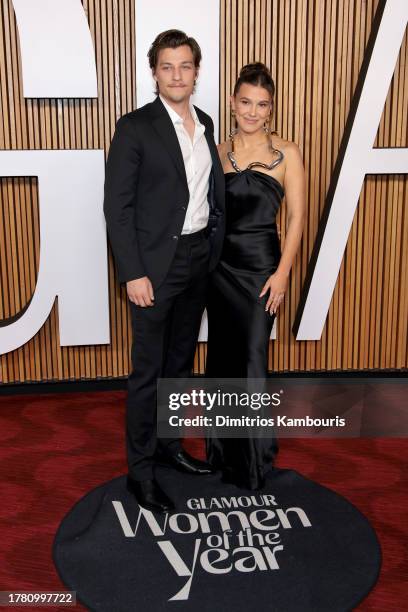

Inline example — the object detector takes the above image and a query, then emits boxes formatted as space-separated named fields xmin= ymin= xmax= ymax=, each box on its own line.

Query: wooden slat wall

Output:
xmin=0 ymin=0 xmax=407 ymax=383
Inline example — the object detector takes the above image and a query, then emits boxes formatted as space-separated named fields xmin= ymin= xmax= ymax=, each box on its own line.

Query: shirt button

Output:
xmin=172 ymin=235 xmax=179 ymax=241
xmin=180 ymin=206 xmax=186 ymax=211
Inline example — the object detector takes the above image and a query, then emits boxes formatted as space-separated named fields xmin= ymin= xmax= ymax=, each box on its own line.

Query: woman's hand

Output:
xmin=259 ymin=271 xmax=288 ymax=315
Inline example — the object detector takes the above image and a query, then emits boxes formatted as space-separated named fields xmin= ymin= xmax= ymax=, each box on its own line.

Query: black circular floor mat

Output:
xmin=53 ymin=468 xmax=381 ymax=612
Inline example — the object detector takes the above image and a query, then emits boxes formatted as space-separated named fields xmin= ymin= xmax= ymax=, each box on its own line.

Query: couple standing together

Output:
xmin=104 ymin=29 xmax=305 ymax=513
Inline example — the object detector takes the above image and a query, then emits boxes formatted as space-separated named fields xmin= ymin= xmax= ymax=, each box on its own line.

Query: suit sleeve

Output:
xmin=103 ymin=115 xmax=146 ymax=283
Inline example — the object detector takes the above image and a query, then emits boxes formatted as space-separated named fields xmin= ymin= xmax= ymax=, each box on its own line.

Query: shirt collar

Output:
xmin=159 ymin=95 xmax=201 ymax=127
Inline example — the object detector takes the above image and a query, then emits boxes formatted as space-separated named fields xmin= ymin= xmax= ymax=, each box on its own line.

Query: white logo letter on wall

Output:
xmin=0 ymin=2 xmax=108 ymax=355
xmin=135 ymin=0 xmax=220 ymax=134
xmin=12 ymin=0 xmax=97 ymax=98
xmin=0 ymin=152 xmax=108 ymax=353
xmin=294 ymin=0 xmax=408 ymax=340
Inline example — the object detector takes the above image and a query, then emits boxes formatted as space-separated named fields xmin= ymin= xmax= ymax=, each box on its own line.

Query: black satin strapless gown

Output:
xmin=206 ymin=169 xmax=284 ymax=490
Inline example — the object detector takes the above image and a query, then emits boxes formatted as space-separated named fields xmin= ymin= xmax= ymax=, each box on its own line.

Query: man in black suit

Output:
xmin=104 ymin=30 xmax=225 ymax=513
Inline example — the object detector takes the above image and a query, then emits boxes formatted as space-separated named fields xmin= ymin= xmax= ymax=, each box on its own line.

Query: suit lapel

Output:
xmin=195 ymin=108 xmax=222 ymax=180
xmin=198 ymin=111 xmax=225 ymax=213
xmin=150 ymin=97 xmax=187 ymax=184
xmin=204 ymin=128 xmax=218 ymax=167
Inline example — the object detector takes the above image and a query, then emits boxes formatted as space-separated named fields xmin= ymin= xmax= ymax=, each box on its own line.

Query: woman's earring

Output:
xmin=264 ymin=117 xmax=271 ymax=134
xmin=230 ymin=109 xmax=238 ymax=138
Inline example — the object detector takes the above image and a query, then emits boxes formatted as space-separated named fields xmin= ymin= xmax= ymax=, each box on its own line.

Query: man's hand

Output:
xmin=126 ymin=277 xmax=154 ymax=307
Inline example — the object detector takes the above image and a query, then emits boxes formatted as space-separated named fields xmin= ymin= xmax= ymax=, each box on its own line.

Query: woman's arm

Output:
xmin=277 ymin=142 xmax=306 ymax=277
xmin=260 ymin=142 xmax=306 ymax=314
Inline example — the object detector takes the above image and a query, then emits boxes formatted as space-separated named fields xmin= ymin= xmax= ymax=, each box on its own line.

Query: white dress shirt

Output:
xmin=160 ymin=95 xmax=212 ymax=234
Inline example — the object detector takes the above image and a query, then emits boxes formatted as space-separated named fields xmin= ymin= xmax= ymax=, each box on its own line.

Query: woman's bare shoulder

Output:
xmin=271 ymin=134 xmax=301 ymax=157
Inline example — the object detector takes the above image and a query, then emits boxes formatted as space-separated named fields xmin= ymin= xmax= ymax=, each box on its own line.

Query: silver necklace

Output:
xmin=227 ymin=131 xmax=284 ymax=173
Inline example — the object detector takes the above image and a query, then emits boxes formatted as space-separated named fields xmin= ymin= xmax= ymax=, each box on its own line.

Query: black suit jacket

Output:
xmin=104 ymin=96 xmax=225 ymax=288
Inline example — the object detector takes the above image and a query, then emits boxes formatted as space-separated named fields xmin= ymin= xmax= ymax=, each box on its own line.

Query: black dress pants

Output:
xmin=127 ymin=230 xmax=210 ymax=480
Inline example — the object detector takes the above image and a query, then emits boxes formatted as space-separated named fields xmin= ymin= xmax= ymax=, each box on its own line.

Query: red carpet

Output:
xmin=0 ymin=390 xmax=406 ymax=611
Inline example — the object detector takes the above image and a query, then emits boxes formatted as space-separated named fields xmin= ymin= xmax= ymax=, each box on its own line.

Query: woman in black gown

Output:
xmin=206 ymin=63 xmax=306 ymax=490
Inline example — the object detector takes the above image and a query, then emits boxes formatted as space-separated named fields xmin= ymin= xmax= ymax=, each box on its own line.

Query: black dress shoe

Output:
xmin=163 ymin=450 xmax=215 ymax=475
xmin=126 ymin=477 xmax=174 ymax=513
